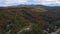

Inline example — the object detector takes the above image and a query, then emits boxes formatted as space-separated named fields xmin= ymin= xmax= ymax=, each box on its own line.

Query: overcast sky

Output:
xmin=0 ymin=0 xmax=60 ymax=7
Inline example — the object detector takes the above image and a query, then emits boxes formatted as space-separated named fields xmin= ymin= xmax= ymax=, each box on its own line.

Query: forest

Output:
xmin=0 ymin=7 xmax=60 ymax=34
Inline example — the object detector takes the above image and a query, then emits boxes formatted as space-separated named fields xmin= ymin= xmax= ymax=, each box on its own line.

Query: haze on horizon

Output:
xmin=0 ymin=0 xmax=60 ymax=7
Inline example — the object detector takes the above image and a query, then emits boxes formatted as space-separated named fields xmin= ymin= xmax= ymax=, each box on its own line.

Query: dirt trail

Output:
xmin=51 ymin=29 xmax=60 ymax=34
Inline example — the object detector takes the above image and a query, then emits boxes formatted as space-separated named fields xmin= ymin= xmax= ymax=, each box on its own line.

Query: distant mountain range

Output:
xmin=0 ymin=5 xmax=60 ymax=10
xmin=17 ymin=5 xmax=60 ymax=8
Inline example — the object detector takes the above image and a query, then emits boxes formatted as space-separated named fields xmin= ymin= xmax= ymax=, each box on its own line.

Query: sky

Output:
xmin=0 ymin=0 xmax=60 ymax=7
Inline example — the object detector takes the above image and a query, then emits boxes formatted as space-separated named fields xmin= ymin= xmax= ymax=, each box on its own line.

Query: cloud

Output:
xmin=40 ymin=0 xmax=60 ymax=6
xmin=0 ymin=0 xmax=60 ymax=7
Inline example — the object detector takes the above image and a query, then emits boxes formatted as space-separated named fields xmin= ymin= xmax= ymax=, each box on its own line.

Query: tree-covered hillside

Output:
xmin=0 ymin=7 xmax=60 ymax=34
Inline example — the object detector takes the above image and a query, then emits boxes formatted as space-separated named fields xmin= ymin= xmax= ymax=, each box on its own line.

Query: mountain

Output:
xmin=0 ymin=4 xmax=60 ymax=10
xmin=0 ymin=5 xmax=60 ymax=34
xmin=17 ymin=5 xmax=60 ymax=10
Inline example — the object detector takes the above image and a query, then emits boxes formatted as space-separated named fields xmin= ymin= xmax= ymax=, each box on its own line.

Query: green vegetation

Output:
xmin=0 ymin=7 xmax=60 ymax=34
